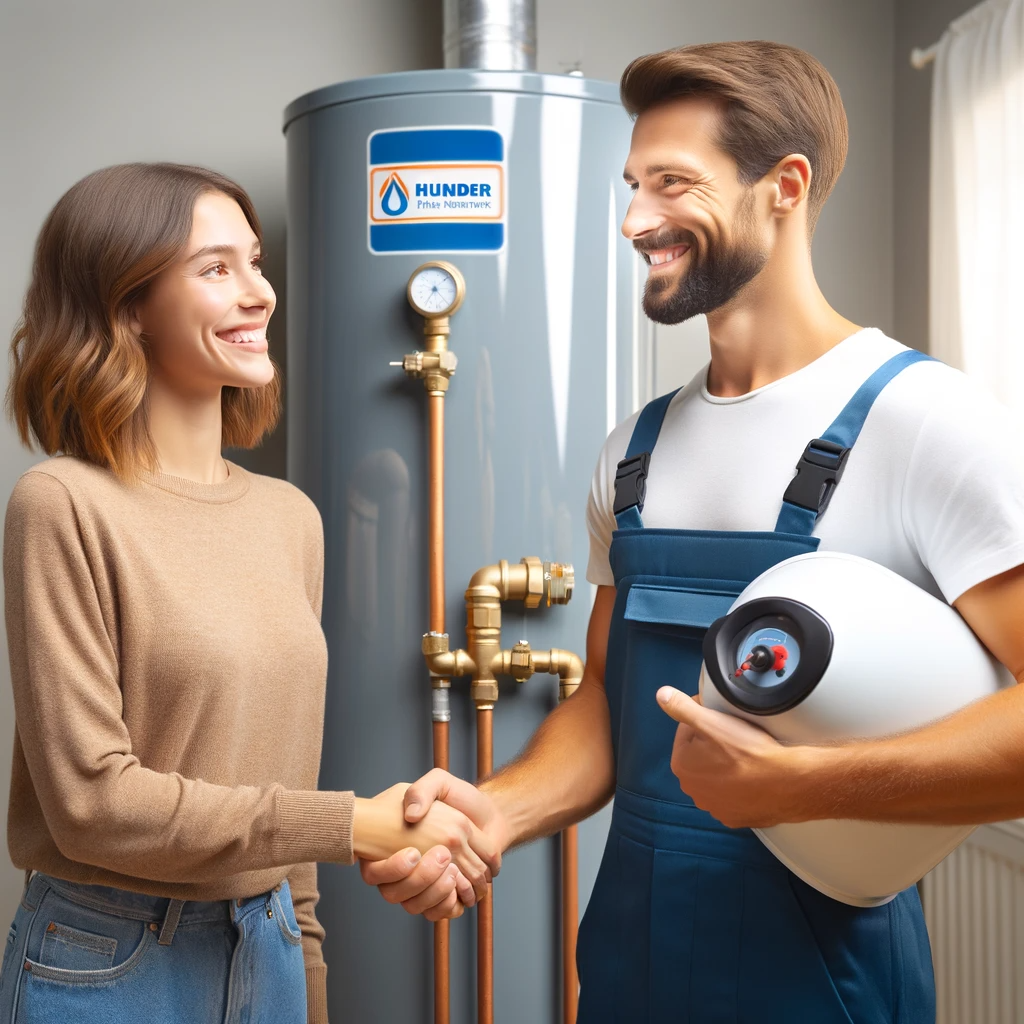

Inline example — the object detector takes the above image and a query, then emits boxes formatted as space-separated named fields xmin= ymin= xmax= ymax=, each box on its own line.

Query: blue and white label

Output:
xmin=368 ymin=127 xmax=506 ymax=254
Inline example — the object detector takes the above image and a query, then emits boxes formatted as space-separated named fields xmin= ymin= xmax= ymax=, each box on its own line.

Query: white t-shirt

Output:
xmin=586 ymin=328 xmax=1024 ymax=604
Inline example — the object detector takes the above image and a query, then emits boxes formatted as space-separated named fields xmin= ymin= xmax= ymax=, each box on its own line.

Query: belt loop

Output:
xmin=158 ymin=898 xmax=186 ymax=946
xmin=21 ymin=869 xmax=40 ymax=912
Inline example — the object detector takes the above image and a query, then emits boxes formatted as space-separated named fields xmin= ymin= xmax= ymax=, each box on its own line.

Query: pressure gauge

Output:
xmin=407 ymin=261 xmax=466 ymax=319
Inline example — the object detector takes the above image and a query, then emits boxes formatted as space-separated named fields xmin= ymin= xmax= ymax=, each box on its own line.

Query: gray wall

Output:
xmin=0 ymin=0 xmax=953 ymax=974
xmin=894 ymin=0 xmax=977 ymax=351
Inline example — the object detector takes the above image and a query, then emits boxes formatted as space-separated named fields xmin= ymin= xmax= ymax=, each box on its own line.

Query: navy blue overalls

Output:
xmin=576 ymin=350 xmax=936 ymax=1024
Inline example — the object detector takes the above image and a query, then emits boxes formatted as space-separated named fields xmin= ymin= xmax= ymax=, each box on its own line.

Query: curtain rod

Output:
xmin=910 ymin=42 xmax=939 ymax=69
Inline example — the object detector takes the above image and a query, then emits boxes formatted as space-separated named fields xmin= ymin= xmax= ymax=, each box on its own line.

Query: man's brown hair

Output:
xmin=6 ymin=162 xmax=281 ymax=483
xmin=620 ymin=41 xmax=848 ymax=232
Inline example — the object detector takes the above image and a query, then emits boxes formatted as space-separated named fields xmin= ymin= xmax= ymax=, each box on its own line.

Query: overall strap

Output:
xmin=774 ymin=348 xmax=933 ymax=536
xmin=613 ymin=388 xmax=682 ymax=530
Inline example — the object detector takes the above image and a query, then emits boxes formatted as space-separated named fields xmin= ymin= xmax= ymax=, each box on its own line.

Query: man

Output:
xmin=363 ymin=41 xmax=1024 ymax=1021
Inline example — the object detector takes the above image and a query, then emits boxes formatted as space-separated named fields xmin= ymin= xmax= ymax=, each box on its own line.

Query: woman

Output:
xmin=0 ymin=163 xmax=493 ymax=1024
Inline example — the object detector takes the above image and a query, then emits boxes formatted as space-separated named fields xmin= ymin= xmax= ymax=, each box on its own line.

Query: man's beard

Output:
xmin=638 ymin=192 xmax=769 ymax=326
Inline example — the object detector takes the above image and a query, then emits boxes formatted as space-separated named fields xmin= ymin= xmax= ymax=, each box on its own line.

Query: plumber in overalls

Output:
xmin=362 ymin=40 xmax=1024 ymax=1023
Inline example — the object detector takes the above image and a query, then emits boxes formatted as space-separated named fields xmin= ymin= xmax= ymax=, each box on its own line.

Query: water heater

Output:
xmin=284 ymin=68 xmax=649 ymax=1023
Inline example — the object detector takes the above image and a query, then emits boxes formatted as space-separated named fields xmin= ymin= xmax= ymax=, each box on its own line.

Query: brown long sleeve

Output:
xmin=4 ymin=456 xmax=352 ymax=1023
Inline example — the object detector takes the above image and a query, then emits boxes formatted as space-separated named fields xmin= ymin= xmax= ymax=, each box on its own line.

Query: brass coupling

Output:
xmin=543 ymin=561 xmax=574 ymax=605
xmin=464 ymin=557 xmax=574 ymax=608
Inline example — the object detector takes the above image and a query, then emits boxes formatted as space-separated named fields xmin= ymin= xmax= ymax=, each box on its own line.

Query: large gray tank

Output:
xmin=283 ymin=68 xmax=652 ymax=1024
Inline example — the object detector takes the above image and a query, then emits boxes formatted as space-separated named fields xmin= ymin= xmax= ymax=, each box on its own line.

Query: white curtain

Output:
xmin=930 ymin=0 xmax=1024 ymax=408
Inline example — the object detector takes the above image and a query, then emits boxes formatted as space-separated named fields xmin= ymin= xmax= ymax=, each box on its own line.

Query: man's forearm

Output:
xmin=800 ymin=681 xmax=1024 ymax=825
xmin=480 ymin=672 xmax=615 ymax=847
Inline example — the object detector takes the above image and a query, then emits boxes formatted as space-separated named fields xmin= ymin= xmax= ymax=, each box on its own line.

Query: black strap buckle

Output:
xmin=782 ymin=438 xmax=850 ymax=516
xmin=613 ymin=452 xmax=651 ymax=516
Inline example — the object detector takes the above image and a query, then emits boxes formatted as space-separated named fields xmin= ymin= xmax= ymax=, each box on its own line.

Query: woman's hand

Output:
xmin=353 ymin=783 xmax=500 ymax=900
xmin=360 ymin=846 xmax=477 ymax=920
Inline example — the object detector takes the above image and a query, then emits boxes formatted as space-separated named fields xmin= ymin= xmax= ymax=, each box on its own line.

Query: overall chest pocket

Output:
xmin=623 ymin=584 xmax=736 ymax=637
xmin=615 ymin=582 xmax=740 ymax=800
xmin=620 ymin=582 xmax=737 ymax=705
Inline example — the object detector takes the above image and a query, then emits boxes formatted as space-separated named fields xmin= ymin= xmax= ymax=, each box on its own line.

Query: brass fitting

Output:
xmin=463 ymin=558 xmax=573 ymax=708
xmin=533 ymin=648 xmax=585 ymax=703
xmin=521 ymin=557 xmax=545 ymax=609
xmin=395 ymin=350 xmax=458 ymax=395
xmin=421 ymin=631 xmax=450 ymax=657
xmin=420 ymin=557 xmax=577 ymax=711
xmin=423 ymin=316 xmax=451 ymax=343
xmin=543 ymin=562 xmax=575 ymax=606
xmin=421 ymin=632 xmax=475 ymax=682
xmin=495 ymin=645 xmax=584 ymax=701
xmin=508 ymin=641 xmax=533 ymax=683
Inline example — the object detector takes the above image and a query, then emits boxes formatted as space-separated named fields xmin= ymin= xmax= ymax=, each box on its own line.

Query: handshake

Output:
xmin=352 ymin=768 xmax=511 ymax=921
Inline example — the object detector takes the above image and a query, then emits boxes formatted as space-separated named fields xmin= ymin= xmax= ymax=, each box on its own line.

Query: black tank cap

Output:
xmin=702 ymin=596 xmax=833 ymax=716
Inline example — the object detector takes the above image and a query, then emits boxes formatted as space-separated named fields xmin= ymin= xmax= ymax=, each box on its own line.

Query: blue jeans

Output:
xmin=0 ymin=870 xmax=306 ymax=1024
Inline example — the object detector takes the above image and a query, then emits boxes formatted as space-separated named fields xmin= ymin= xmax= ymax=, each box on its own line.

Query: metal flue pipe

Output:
xmin=443 ymin=0 xmax=537 ymax=70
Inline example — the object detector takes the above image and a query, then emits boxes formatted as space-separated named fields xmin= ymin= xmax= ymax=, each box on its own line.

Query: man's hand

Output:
xmin=657 ymin=686 xmax=815 ymax=828
xmin=359 ymin=771 xmax=512 ymax=918
xmin=352 ymin=783 xmax=501 ymax=900
xmin=359 ymin=846 xmax=477 ymax=921
xmin=403 ymin=769 xmax=511 ymax=857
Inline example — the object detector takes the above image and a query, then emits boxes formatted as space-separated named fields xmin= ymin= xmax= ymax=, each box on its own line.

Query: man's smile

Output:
xmin=644 ymin=244 xmax=691 ymax=269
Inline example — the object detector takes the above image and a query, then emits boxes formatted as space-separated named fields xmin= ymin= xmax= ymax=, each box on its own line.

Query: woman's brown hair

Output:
xmin=620 ymin=41 xmax=849 ymax=233
xmin=6 ymin=162 xmax=281 ymax=483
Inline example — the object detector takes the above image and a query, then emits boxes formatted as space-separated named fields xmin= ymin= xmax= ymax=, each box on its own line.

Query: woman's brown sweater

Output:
xmin=3 ymin=455 xmax=354 ymax=1023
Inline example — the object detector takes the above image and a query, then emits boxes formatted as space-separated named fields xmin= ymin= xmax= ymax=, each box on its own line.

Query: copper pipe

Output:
xmin=431 ymin=714 xmax=450 ymax=1024
xmin=477 ymin=706 xmax=494 ymax=1024
xmin=432 ymin=720 xmax=449 ymax=770
xmin=401 ymin=288 xmax=460 ymax=1024
xmin=428 ymin=370 xmax=450 ymax=1024
xmin=417 ymin=558 xmax=579 ymax=1024
xmin=428 ymin=394 xmax=446 ymax=633
xmin=562 ymin=824 xmax=579 ymax=1024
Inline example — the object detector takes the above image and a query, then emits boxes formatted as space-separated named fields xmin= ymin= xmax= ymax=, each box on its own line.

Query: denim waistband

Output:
xmin=22 ymin=870 xmax=280 ymax=927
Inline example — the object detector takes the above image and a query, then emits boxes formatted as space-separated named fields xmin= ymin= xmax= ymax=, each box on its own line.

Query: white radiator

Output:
xmin=922 ymin=821 xmax=1024 ymax=1024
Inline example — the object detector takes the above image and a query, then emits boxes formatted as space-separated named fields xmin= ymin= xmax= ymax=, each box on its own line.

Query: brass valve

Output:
xmin=509 ymin=641 xmax=533 ymax=683
xmin=393 ymin=350 xmax=459 ymax=394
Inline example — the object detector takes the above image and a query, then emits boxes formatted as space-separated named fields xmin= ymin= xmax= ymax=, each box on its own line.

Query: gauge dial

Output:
xmin=407 ymin=262 xmax=465 ymax=319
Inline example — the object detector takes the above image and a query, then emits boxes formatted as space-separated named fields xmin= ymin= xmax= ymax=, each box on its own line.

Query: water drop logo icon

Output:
xmin=379 ymin=173 xmax=410 ymax=217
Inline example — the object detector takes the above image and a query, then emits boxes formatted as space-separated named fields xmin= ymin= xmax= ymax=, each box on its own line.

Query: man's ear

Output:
xmin=772 ymin=154 xmax=812 ymax=217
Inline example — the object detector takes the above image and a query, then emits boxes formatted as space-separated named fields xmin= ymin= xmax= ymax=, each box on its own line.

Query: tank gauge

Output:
xmin=407 ymin=261 xmax=466 ymax=319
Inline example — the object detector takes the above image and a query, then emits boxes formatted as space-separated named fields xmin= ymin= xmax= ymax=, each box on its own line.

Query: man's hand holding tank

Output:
xmin=656 ymin=686 xmax=816 ymax=829
xmin=352 ymin=782 xmax=501 ymax=901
